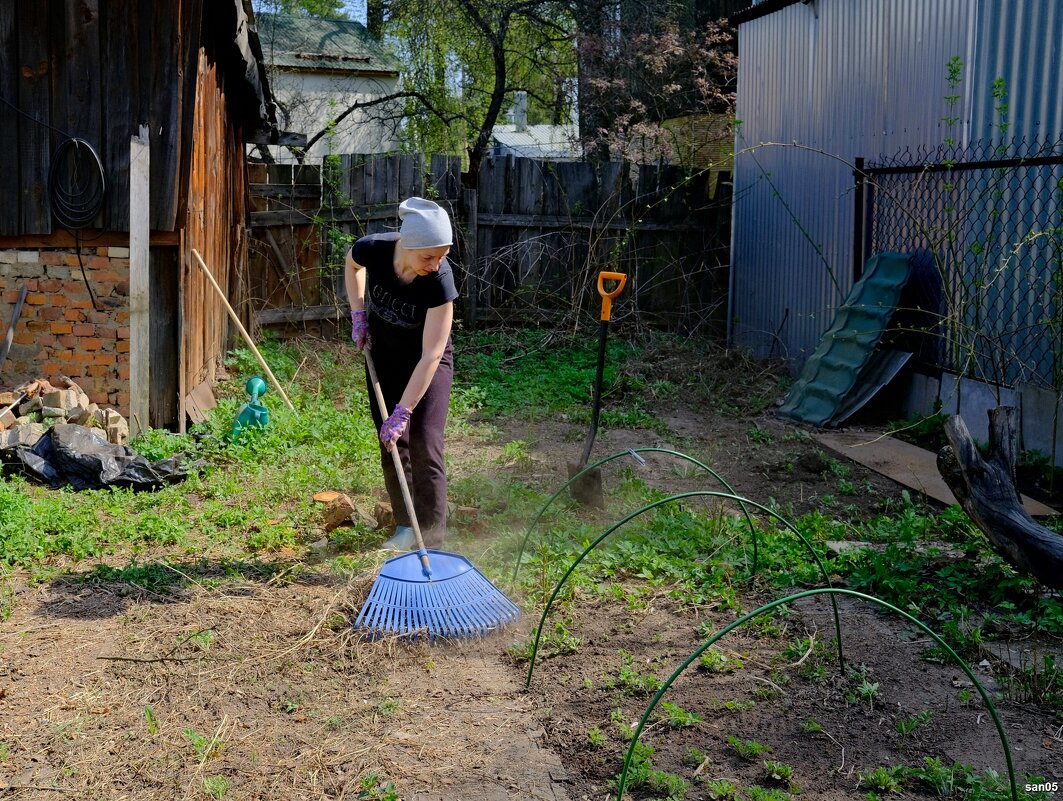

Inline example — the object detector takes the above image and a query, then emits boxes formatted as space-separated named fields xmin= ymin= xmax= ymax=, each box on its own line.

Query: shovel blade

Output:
xmin=567 ymin=461 xmax=604 ymax=508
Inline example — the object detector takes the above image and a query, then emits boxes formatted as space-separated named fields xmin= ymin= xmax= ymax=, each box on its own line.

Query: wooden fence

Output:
xmin=246 ymin=153 xmax=730 ymax=337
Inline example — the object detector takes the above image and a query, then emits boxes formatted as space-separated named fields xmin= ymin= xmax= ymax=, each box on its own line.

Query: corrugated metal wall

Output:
xmin=730 ymin=0 xmax=1063 ymax=367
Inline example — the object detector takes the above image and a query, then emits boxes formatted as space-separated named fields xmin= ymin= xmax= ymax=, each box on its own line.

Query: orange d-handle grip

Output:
xmin=597 ymin=271 xmax=628 ymax=321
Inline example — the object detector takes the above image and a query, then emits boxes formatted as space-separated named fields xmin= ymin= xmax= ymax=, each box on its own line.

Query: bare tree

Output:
xmin=576 ymin=0 xmax=737 ymax=163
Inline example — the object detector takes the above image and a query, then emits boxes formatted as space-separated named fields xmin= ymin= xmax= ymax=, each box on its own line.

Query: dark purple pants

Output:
xmin=366 ymin=345 xmax=452 ymax=547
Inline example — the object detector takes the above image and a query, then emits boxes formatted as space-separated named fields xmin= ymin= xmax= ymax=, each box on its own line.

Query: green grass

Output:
xmin=726 ymin=735 xmax=770 ymax=761
xmin=857 ymin=759 xmax=1055 ymax=801
xmin=0 ymin=339 xmax=382 ymax=581
xmin=2 ymin=330 xmax=1061 ymax=712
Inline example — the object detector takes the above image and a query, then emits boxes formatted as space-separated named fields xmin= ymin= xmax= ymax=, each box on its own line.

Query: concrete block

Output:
xmin=42 ymin=389 xmax=78 ymax=411
xmin=0 ymin=408 xmax=15 ymax=430
xmin=67 ymin=404 xmax=90 ymax=425
xmin=19 ymin=397 xmax=41 ymax=416
xmin=24 ymin=423 xmax=46 ymax=444
xmin=922 ymin=373 xmax=1018 ymax=445
xmin=41 ymin=406 xmax=67 ymax=418
xmin=1017 ymin=383 xmax=1063 ymax=462
xmin=1 ymin=423 xmax=46 ymax=447
xmin=103 ymin=410 xmax=129 ymax=445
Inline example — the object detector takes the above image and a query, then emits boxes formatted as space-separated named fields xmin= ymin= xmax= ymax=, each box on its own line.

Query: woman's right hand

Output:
xmin=379 ymin=404 xmax=411 ymax=450
xmin=350 ymin=309 xmax=370 ymax=351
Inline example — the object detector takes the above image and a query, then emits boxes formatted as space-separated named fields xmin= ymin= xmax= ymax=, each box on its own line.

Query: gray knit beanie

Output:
xmin=398 ymin=197 xmax=453 ymax=249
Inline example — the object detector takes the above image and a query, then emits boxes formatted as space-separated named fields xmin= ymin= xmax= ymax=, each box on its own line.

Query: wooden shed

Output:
xmin=0 ymin=0 xmax=280 ymax=433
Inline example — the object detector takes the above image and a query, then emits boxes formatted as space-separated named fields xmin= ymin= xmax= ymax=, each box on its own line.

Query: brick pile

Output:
xmin=0 ymin=376 xmax=129 ymax=448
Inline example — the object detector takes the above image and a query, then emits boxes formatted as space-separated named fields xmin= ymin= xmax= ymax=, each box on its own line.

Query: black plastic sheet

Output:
xmin=0 ymin=424 xmax=200 ymax=490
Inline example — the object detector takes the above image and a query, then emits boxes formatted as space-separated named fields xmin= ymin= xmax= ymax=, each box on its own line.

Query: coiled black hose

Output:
xmin=47 ymin=137 xmax=106 ymax=229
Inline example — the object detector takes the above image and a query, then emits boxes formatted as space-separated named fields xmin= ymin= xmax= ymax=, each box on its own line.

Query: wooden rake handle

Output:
xmin=364 ymin=350 xmax=432 ymax=572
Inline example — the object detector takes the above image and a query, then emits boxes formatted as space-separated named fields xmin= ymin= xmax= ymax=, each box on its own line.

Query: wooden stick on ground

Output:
xmin=190 ymin=248 xmax=297 ymax=415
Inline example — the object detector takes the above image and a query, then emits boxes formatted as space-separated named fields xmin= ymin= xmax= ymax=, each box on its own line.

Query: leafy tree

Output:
xmin=255 ymin=0 xmax=577 ymax=182
xmin=375 ymin=0 xmax=578 ymax=182
xmin=252 ymin=0 xmax=738 ymax=175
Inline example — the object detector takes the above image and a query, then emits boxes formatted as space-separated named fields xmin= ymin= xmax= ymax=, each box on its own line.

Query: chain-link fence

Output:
xmin=860 ymin=138 xmax=1063 ymax=391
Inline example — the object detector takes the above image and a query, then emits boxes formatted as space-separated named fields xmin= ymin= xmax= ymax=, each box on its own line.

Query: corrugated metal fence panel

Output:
xmin=969 ymin=1 xmax=1063 ymax=145
xmin=732 ymin=3 xmax=818 ymax=361
xmin=731 ymin=0 xmax=1063 ymax=367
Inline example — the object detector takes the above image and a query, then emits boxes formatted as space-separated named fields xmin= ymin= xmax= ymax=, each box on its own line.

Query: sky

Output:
xmin=342 ymin=0 xmax=367 ymax=24
xmin=250 ymin=1 xmax=367 ymax=24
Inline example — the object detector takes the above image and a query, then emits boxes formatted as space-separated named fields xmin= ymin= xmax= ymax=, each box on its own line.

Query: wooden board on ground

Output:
xmin=184 ymin=380 xmax=217 ymax=425
xmin=814 ymin=431 xmax=1058 ymax=517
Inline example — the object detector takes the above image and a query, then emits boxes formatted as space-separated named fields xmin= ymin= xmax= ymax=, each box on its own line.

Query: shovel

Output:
xmin=568 ymin=271 xmax=628 ymax=507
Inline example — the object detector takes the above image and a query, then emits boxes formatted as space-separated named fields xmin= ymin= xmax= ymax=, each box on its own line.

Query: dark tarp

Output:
xmin=0 ymin=424 xmax=200 ymax=491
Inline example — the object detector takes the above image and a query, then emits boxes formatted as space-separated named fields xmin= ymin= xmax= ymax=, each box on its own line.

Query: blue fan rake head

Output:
xmin=354 ymin=549 xmax=521 ymax=640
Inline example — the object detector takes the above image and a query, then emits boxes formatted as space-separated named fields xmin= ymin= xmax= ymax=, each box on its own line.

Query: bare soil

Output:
xmin=1 ymin=396 xmax=1061 ymax=800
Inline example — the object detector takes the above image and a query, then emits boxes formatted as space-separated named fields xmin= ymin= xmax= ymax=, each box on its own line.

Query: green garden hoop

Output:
xmin=511 ymin=448 xmax=759 ymax=587
xmin=525 ymin=490 xmax=844 ymax=687
xmin=615 ymin=588 xmax=1018 ymax=801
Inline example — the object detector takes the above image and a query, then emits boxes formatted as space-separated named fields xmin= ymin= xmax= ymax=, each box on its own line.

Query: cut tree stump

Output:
xmin=936 ymin=406 xmax=1063 ymax=590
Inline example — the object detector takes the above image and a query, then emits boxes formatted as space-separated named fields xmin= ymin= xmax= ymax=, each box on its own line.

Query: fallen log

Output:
xmin=936 ymin=406 xmax=1063 ymax=590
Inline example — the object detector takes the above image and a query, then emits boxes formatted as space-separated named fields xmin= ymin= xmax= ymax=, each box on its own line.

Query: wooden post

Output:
xmin=177 ymin=228 xmax=186 ymax=433
xmin=463 ymin=187 xmax=479 ymax=328
xmin=129 ymin=125 xmax=150 ymax=437
xmin=852 ymin=156 xmax=866 ymax=282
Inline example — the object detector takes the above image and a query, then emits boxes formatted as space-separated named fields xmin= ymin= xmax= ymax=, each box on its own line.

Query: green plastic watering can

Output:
xmin=231 ymin=376 xmax=269 ymax=441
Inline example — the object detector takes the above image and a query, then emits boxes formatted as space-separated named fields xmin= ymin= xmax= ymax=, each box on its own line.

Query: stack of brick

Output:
xmin=0 ymin=246 xmax=130 ymax=416
xmin=0 ymin=377 xmax=129 ymax=448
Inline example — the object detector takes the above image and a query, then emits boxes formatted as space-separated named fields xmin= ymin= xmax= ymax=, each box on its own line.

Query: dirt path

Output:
xmin=2 ymin=403 xmax=1060 ymax=800
xmin=373 ymin=621 xmax=571 ymax=801
xmin=0 ymin=561 xmax=572 ymax=801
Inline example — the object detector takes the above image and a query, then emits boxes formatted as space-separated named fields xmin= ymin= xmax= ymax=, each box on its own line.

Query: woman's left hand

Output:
xmin=350 ymin=309 xmax=371 ymax=351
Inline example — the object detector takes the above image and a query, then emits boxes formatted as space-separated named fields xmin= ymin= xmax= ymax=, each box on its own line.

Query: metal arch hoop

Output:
xmin=614 ymin=588 xmax=1018 ymax=801
xmin=511 ymin=448 xmax=761 ymax=587
xmin=525 ymin=490 xmax=844 ymax=688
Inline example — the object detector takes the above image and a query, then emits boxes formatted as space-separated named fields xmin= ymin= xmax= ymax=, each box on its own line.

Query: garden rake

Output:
xmin=354 ymin=350 xmax=521 ymax=639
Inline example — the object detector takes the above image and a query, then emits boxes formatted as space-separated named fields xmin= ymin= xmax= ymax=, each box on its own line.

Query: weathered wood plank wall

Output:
xmin=0 ymin=0 xmax=201 ymax=236
xmin=247 ymin=154 xmax=462 ymax=335
xmin=246 ymin=163 xmax=323 ymax=317
xmin=181 ymin=50 xmax=248 ymax=427
xmin=248 ymin=153 xmax=730 ymax=335
xmin=0 ymin=4 xmax=18 ymax=235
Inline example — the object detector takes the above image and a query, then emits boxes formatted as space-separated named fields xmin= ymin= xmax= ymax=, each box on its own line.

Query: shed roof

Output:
xmin=731 ymin=0 xmax=802 ymax=24
xmin=253 ymin=13 xmax=400 ymax=76
xmin=491 ymin=124 xmax=580 ymax=160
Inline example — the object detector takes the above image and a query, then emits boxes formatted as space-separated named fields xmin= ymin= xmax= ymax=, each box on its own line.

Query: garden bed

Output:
xmin=0 ymin=333 xmax=1060 ymax=800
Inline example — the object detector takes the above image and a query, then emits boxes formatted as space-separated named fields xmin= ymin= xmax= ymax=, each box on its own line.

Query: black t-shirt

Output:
xmin=351 ymin=233 xmax=459 ymax=357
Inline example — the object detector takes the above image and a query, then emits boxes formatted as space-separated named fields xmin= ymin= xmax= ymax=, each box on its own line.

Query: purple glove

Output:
xmin=350 ymin=309 xmax=370 ymax=351
xmin=379 ymin=404 xmax=412 ymax=450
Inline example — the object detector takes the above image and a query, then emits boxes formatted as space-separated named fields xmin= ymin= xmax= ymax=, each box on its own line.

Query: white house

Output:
xmin=253 ymin=12 xmax=401 ymax=161
xmin=490 ymin=92 xmax=580 ymax=160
